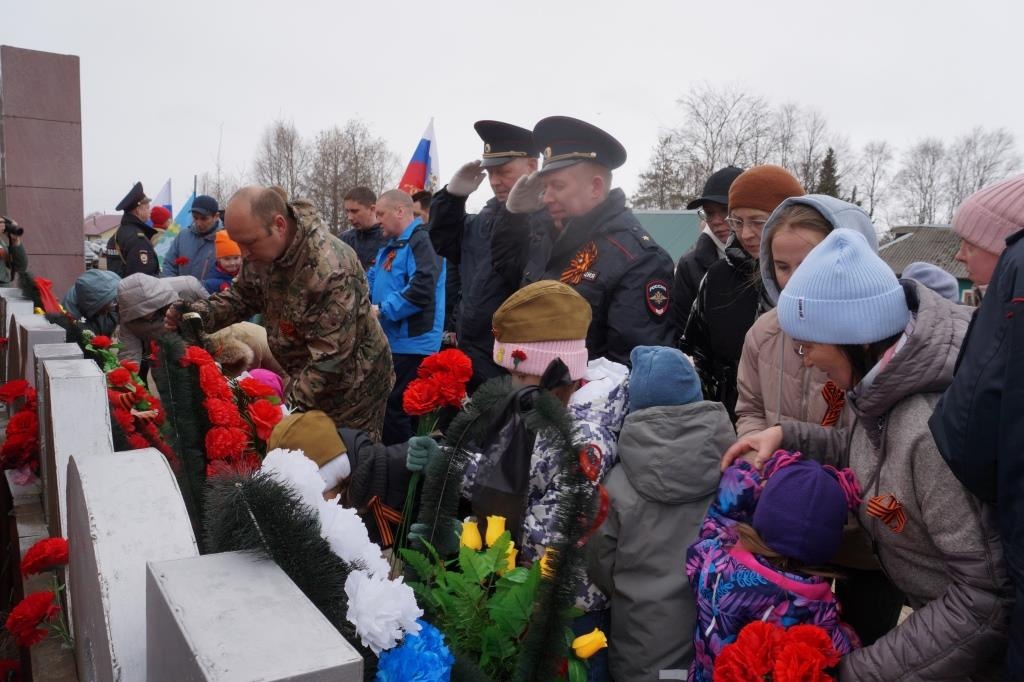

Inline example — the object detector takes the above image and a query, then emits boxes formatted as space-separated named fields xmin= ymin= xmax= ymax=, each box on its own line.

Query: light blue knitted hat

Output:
xmin=777 ymin=229 xmax=909 ymax=344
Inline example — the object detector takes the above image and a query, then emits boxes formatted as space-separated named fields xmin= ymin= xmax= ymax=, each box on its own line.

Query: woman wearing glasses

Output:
xmin=679 ymin=165 xmax=803 ymax=422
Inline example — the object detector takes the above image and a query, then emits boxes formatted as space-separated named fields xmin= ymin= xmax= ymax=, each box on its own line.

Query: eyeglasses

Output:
xmin=697 ymin=207 xmax=728 ymax=223
xmin=725 ymin=216 xmax=769 ymax=232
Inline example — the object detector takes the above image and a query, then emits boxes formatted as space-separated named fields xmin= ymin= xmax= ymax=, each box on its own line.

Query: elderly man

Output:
xmin=168 ymin=186 xmax=394 ymax=439
xmin=161 ymin=194 xmax=224 ymax=279
xmin=491 ymin=116 xmax=675 ymax=366
xmin=367 ymin=189 xmax=444 ymax=444
xmin=113 ymin=182 xmax=163 ymax=277
xmin=427 ymin=120 xmax=544 ymax=388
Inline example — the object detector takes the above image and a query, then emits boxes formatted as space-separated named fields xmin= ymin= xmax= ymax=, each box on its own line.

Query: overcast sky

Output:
xmin=4 ymin=0 xmax=1023 ymax=216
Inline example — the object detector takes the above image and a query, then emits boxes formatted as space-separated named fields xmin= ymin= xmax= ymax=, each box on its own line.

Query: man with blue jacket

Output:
xmin=368 ymin=189 xmax=445 ymax=445
xmin=161 ymin=195 xmax=224 ymax=279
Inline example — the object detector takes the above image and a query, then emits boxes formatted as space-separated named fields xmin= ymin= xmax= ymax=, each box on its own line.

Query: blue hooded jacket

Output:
xmin=367 ymin=218 xmax=445 ymax=355
xmin=161 ymin=220 xmax=223 ymax=280
xmin=62 ymin=269 xmax=121 ymax=336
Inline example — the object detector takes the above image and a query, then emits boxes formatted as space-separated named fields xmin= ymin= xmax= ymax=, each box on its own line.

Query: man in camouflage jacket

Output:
xmin=176 ymin=186 xmax=394 ymax=439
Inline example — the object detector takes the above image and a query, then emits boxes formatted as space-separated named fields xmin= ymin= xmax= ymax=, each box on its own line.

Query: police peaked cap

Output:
xmin=533 ymin=116 xmax=627 ymax=174
xmin=474 ymin=120 xmax=540 ymax=168
xmin=116 ymin=181 xmax=149 ymax=212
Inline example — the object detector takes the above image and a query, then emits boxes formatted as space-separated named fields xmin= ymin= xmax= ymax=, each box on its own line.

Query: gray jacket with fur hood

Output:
xmin=781 ymin=281 xmax=1012 ymax=680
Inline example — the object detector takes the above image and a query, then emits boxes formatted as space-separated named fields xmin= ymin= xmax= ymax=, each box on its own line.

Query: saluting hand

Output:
xmin=447 ymin=161 xmax=486 ymax=197
xmin=720 ymin=425 xmax=783 ymax=472
xmin=505 ymin=171 xmax=545 ymax=214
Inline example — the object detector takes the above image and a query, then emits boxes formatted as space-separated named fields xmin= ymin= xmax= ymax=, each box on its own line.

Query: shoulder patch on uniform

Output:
xmin=646 ymin=279 xmax=670 ymax=317
xmin=629 ymin=224 xmax=659 ymax=249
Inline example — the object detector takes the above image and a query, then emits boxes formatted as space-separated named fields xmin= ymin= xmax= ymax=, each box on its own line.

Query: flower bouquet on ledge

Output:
xmin=713 ymin=621 xmax=841 ymax=682
xmin=4 ymin=537 xmax=73 ymax=658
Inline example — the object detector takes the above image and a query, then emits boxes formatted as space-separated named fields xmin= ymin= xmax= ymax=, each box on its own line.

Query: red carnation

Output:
xmin=205 ymin=427 xmax=249 ymax=460
xmin=434 ymin=373 xmax=467 ymax=408
xmin=119 ymin=359 xmax=140 ymax=373
xmin=198 ymin=364 xmax=234 ymax=401
xmin=0 ymin=660 xmax=20 ymax=675
xmin=418 ymin=348 xmax=472 ymax=384
xmin=239 ymin=377 xmax=277 ymax=400
xmin=173 ymin=256 xmax=190 ymax=266
xmin=782 ymin=625 xmax=840 ymax=667
xmin=5 ymin=591 xmax=60 ymax=647
xmin=107 ymin=367 xmax=132 ymax=387
xmin=20 ymin=538 xmax=69 ymax=577
xmin=0 ymin=379 xmax=31 ymax=404
xmin=204 ymin=398 xmax=242 ymax=427
xmin=402 ymin=377 xmax=443 ymax=416
xmin=0 ymin=337 xmax=8 ymax=348
xmin=180 ymin=345 xmax=215 ymax=367
xmin=111 ymin=407 xmax=136 ymax=434
xmin=7 ymin=410 xmax=38 ymax=438
xmin=248 ymin=399 xmax=282 ymax=441
xmin=773 ymin=641 xmax=831 ymax=682
xmin=127 ymin=433 xmax=150 ymax=450
xmin=90 ymin=335 xmax=113 ymax=349
xmin=511 ymin=349 xmax=527 ymax=363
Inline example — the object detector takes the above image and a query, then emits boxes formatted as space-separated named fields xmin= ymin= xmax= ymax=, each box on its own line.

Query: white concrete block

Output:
xmin=147 ymin=552 xmax=364 ymax=682
xmin=15 ymin=315 xmax=66 ymax=388
xmin=42 ymin=359 xmax=113 ymax=538
xmin=3 ymin=299 xmax=33 ymax=382
xmin=67 ymin=449 xmax=198 ymax=682
xmin=32 ymin=344 xmax=82 ymax=526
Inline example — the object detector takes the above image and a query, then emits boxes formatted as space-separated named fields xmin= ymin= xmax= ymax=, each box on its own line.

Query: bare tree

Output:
xmin=305 ymin=119 xmax=400 ymax=235
xmin=771 ymin=103 xmax=801 ymax=172
xmin=857 ymin=140 xmax=894 ymax=221
xmin=944 ymin=127 xmax=1020 ymax=221
xmin=895 ymin=138 xmax=946 ymax=224
xmin=252 ymin=120 xmax=310 ymax=198
xmin=199 ymin=124 xmax=247 ymax=205
xmin=631 ymin=133 xmax=687 ymax=209
xmin=793 ymin=108 xmax=830 ymax=191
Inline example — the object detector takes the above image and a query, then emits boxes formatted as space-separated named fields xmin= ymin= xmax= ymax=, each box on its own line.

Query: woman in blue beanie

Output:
xmin=724 ymin=229 xmax=1013 ymax=679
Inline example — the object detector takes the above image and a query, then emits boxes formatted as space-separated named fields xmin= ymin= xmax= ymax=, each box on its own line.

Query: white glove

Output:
xmin=505 ymin=172 xmax=545 ymax=214
xmin=447 ymin=161 xmax=486 ymax=197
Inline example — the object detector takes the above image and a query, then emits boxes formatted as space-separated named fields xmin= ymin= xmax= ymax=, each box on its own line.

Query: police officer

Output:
xmin=491 ymin=116 xmax=675 ymax=365
xmin=113 ymin=182 xmax=161 ymax=277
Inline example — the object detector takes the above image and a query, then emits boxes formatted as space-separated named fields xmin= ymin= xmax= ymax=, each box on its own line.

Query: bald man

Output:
xmin=367 ymin=189 xmax=445 ymax=444
xmin=169 ymin=185 xmax=394 ymax=439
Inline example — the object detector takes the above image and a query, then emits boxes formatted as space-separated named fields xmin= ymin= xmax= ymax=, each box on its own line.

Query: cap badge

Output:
xmin=544 ymin=147 xmax=552 ymax=159
xmin=484 ymin=143 xmax=491 ymax=153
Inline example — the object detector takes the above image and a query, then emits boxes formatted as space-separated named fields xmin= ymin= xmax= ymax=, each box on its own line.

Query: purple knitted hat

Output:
xmin=752 ymin=453 xmax=860 ymax=566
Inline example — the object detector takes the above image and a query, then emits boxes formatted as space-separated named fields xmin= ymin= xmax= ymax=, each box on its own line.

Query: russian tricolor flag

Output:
xmin=399 ymin=118 xmax=440 ymax=193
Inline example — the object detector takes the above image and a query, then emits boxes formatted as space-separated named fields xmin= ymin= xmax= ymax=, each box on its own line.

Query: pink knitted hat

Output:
xmin=248 ymin=368 xmax=285 ymax=402
xmin=493 ymin=338 xmax=589 ymax=381
xmin=952 ymin=173 xmax=1024 ymax=255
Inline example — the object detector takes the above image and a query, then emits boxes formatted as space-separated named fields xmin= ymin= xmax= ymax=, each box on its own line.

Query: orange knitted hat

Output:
xmin=215 ymin=231 xmax=241 ymax=258
xmin=728 ymin=164 xmax=805 ymax=214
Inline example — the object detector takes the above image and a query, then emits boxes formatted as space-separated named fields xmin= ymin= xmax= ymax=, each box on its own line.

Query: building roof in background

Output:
xmin=878 ymin=225 xmax=968 ymax=280
xmin=633 ymin=210 xmax=701 ymax=263
xmin=83 ymin=213 xmax=120 ymax=237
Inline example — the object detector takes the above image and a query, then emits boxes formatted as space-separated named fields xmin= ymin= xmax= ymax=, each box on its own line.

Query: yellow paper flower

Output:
xmin=505 ymin=544 xmax=518 ymax=573
xmin=460 ymin=518 xmax=483 ymax=551
xmin=33 ymin=307 xmax=44 ymax=315
xmin=539 ymin=547 xmax=557 ymax=580
xmin=485 ymin=515 xmax=506 ymax=547
xmin=572 ymin=628 xmax=608 ymax=660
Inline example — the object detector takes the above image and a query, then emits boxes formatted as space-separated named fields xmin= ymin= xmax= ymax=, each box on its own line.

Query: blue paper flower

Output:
xmin=376 ymin=619 xmax=454 ymax=681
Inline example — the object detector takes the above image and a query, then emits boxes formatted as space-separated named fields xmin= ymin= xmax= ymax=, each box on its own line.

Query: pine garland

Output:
xmin=17 ymin=272 xmax=41 ymax=310
xmin=151 ymin=335 xmax=210 ymax=548
xmin=204 ymin=472 xmax=378 ymax=680
xmin=42 ymin=311 xmax=104 ymax=369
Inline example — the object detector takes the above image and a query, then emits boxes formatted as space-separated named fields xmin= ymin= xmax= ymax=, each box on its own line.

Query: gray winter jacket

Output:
xmin=781 ymin=281 xmax=1012 ymax=680
xmin=160 ymin=220 xmax=223 ymax=280
xmin=116 ymin=274 xmax=208 ymax=363
xmin=588 ymin=401 xmax=734 ymax=682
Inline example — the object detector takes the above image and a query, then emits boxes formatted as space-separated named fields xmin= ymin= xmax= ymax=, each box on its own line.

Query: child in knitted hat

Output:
xmin=204 ymin=231 xmax=242 ymax=294
xmin=686 ymin=452 xmax=861 ymax=678
xmin=588 ymin=346 xmax=734 ymax=681
xmin=952 ymin=173 xmax=1024 ymax=291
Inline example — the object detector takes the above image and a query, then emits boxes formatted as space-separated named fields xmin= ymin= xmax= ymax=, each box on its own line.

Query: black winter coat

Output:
xmin=490 ymin=189 xmax=675 ymax=366
xmin=670 ymin=232 xmax=721 ymax=342
xmin=340 ymin=224 xmax=388 ymax=272
xmin=680 ymin=239 xmax=764 ymax=421
xmin=340 ymin=428 xmax=411 ymax=547
xmin=114 ymin=214 xmax=159 ymax=277
xmin=930 ymin=226 xmax=1024 ymax=585
xmin=429 ymin=188 xmax=541 ymax=389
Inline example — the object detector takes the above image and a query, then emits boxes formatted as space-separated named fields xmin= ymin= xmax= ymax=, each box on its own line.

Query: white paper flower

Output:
xmin=317 ymin=500 xmax=390 ymax=578
xmin=345 ymin=569 xmax=422 ymax=654
xmin=262 ymin=448 xmax=325 ymax=510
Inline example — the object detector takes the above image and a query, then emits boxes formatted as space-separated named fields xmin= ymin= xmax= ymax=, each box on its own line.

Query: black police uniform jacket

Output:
xmin=340 ymin=224 xmax=388 ymax=272
xmin=680 ymin=237 xmax=766 ymax=421
xmin=490 ymin=188 xmax=675 ymax=366
xmin=114 ymin=213 xmax=160 ymax=277
xmin=429 ymin=188 xmax=547 ymax=390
